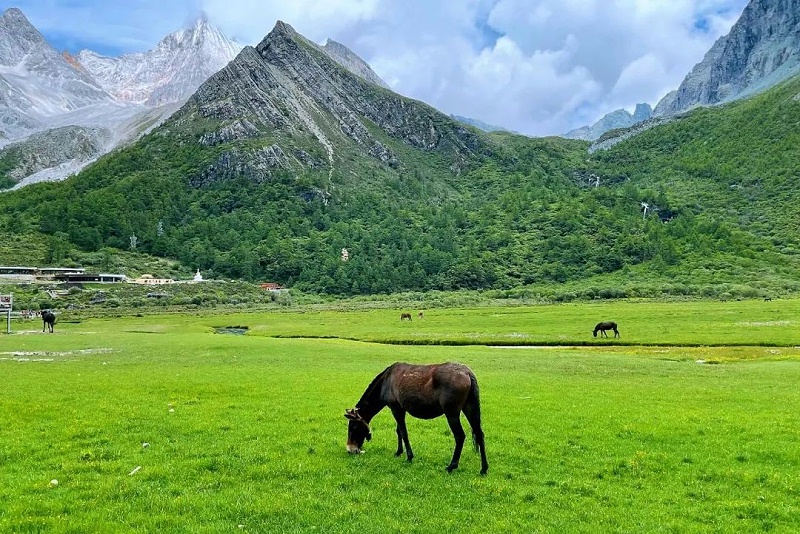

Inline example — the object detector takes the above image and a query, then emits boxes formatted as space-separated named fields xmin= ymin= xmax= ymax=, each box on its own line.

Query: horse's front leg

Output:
xmin=391 ymin=409 xmax=413 ymax=462
xmin=445 ymin=415 xmax=466 ymax=473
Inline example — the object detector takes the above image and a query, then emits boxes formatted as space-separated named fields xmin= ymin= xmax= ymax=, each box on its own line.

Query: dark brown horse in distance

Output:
xmin=345 ymin=362 xmax=488 ymax=475
xmin=400 ymin=312 xmax=412 ymax=321
xmin=593 ymin=321 xmax=619 ymax=338
xmin=42 ymin=310 xmax=57 ymax=333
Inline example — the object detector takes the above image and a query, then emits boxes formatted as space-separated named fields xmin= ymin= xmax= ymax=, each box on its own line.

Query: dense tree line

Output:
xmin=1 ymin=77 xmax=799 ymax=296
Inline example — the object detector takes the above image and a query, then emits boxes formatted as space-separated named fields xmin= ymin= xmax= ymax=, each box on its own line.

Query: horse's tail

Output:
xmin=468 ymin=372 xmax=482 ymax=453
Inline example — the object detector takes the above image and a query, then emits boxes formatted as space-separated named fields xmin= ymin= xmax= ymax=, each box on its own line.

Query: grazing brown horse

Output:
xmin=400 ymin=312 xmax=412 ymax=321
xmin=593 ymin=321 xmax=619 ymax=338
xmin=345 ymin=362 xmax=488 ymax=475
xmin=42 ymin=310 xmax=57 ymax=333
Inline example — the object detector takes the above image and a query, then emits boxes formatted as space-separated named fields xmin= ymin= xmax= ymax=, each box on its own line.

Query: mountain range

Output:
xmin=2 ymin=1 xmax=797 ymax=184
xmin=0 ymin=0 xmax=798 ymax=298
xmin=0 ymin=8 xmax=243 ymax=187
xmin=0 ymin=8 xmax=406 ymax=189
xmin=566 ymin=0 xmax=800 ymax=140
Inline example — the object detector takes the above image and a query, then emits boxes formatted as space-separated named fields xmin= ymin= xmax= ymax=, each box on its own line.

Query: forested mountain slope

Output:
xmin=0 ymin=25 xmax=798 ymax=298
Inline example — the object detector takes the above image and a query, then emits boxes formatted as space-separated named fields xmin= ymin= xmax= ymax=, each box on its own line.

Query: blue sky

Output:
xmin=0 ymin=0 xmax=749 ymax=136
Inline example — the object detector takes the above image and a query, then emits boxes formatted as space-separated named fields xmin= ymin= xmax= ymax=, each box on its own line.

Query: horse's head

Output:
xmin=592 ymin=330 xmax=597 ymax=337
xmin=344 ymin=408 xmax=371 ymax=454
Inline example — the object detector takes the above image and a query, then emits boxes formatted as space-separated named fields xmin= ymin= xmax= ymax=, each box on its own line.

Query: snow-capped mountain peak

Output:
xmin=0 ymin=7 xmax=110 ymax=122
xmin=76 ymin=16 xmax=242 ymax=106
xmin=1 ymin=8 xmax=243 ymax=187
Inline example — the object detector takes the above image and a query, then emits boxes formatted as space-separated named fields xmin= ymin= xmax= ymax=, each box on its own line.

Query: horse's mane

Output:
xmin=356 ymin=364 xmax=393 ymax=408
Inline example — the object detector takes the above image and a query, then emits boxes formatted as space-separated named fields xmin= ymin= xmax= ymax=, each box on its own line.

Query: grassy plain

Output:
xmin=1 ymin=299 xmax=799 ymax=532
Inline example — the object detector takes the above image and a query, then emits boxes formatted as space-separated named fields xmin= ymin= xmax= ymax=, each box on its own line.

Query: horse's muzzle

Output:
xmin=346 ymin=444 xmax=364 ymax=454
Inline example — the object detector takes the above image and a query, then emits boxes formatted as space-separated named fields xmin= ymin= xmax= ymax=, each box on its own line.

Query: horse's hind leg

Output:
xmin=463 ymin=404 xmax=488 ymax=475
xmin=445 ymin=415 xmax=466 ymax=473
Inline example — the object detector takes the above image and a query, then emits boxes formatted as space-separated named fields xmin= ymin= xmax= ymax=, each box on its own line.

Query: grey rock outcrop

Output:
xmin=2 ymin=125 xmax=111 ymax=184
xmin=176 ymin=21 xmax=486 ymax=183
xmin=0 ymin=9 xmax=241 ymax=188
xmin=654 ymin=0 xmax=800 ymax=115
xmin=320 ymin=39 xmax=390 ymax=89
xmin=451 ymin=115 xmax=513 ymax=133
xmin=0 ymin=8 xmax=111 ymax=142
xmin=564 ymin=103 xmax=653 ymax=141
xmin=76 ymin=16 xmax=242 ymax=107
xmin=588 ymin=115 xmax=677 ymax=153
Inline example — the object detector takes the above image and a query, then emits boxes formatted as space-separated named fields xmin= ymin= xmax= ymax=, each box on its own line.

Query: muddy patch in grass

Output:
xmin=215 ymin=326 xmax=250 ymax=335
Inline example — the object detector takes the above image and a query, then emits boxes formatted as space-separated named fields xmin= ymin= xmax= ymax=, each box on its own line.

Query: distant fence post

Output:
xmin=0 ymin=294 xmax=11 ymax=334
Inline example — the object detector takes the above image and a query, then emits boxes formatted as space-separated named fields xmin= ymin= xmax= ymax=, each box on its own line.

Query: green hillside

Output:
xmin=1 ymin=76 xmax=799 ymax=298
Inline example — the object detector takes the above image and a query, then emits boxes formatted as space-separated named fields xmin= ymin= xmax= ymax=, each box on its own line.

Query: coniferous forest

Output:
xmin=1 ymin=76 xmax=799 ymax=298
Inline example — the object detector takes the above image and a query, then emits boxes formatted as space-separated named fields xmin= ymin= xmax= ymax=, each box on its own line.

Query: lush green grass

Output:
xmin=2 ymin=301 xmax=800 ymax=532
xmin=213 ymin=298 xmax=800 ymax=348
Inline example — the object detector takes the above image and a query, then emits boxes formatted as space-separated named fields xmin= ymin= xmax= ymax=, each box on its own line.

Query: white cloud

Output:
xmin=1 ymin=0 xmax=750 ymax=136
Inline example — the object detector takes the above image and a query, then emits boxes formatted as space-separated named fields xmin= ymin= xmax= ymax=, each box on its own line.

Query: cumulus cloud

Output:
xmin=2 ymin=0 xmax=749 ymax=136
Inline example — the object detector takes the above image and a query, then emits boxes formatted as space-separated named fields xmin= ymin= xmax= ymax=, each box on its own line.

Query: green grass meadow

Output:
xmin=2 ymin=299 xmax=800 ymax=532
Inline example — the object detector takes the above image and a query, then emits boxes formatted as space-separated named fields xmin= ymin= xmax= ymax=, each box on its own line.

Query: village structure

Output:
xmin=0 ymin=266 xmax=284 ymax=292
xmin=0 ymin=266 xmax=208 ymax=285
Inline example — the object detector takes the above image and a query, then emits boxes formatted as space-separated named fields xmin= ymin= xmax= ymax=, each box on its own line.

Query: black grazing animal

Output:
xmin=400 ymin=312 xmax=412 ymax=321
xmin=593 ymin=321 xmax=619 ymax=338
xmin=42 ymin=310 xmax=57 ymax=333
xmin=345 ymin=362 xmax=488 ymax=475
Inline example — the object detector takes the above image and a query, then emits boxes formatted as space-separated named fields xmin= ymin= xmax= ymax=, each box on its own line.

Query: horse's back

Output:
xmin=388 ymin=362 xmax=474 ymax=417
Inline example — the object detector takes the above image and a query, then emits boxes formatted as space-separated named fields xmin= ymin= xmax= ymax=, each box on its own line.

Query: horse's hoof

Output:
xmin=480 ymin=469 xmax=488 ymax=476
xmin=394 ymin=451 xmax=403 ymax=457
xmin=446 ymin=464 xmax=458 ymax=473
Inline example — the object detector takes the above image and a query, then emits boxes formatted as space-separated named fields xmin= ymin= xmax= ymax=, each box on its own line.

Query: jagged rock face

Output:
xmin=0 ymin=8 xmax=111 ymax=141
xmin=191 ymin=144 xmax=299 ymax=187
xmin=1 ymin=125 xmax=111 ymax=183
xmin=0 ymin=106 xmax=42 ymax=145
xmin=320 ymin=39 xmax=390 ymax=89
xmin=564 ymin=103 xmax=653 ymax=141
xmin=76 ymin=17 xmax=242 ymax=107
xmin=0 ymin=8 xmax=110 ymax=114
xmin=0 ymin=10 xmax=240 ymax=187
xmin=451 ymin=115 xmax=512 ymax=133
xmin=177 ymin=21 xmax=485 ymax=176
xmin=587 ymin=115 xmax=677 ymax=153
xmin=655 ymin=0 xmax=800 ymax=115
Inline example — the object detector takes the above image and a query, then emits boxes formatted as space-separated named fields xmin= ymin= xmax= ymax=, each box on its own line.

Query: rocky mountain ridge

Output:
xmin=0 ymin=8 xmax=111 ymax=141
xmin=75 ymin=16 xmax=243 ymax=107
xmin=654 ymin=0 xmax=800 ymax=115
xmin=0 ymin=8 xmax=399 ymax=190
xmin=0 ymin=8 xmax=241 ymax=188
xmin=565 ymin=0 xmax=799 ymax=142
xmin=173 ymin=20 xmax=483 ymax=186
xmin=564 ymin=103 xmax=652 ymax=141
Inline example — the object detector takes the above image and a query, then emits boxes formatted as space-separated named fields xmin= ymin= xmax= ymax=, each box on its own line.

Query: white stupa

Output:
xmin=193 ymin=269 xmax=204 ymax=282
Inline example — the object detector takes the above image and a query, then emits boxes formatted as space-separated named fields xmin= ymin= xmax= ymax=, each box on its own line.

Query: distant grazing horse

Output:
xmin=418 ymin=311 xmax=424 ymax=319
xmin=42 ymin=310 xmax=57 ymax=333
xmin=345 ymin=362 xmax=488 ymax=475
xmin=400 ymin=313 xmax=412 ymax=321
xmin=593 ymin=321 xmax=619 ymax=338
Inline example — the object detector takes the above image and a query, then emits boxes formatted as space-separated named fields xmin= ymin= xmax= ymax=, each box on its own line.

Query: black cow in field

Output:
xmin=42 ymin=310 xmax=57 ymax=333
